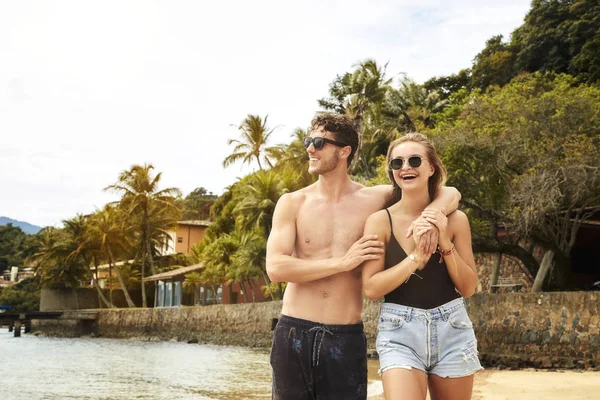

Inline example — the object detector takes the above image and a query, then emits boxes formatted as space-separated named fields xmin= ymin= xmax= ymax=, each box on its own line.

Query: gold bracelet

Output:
xmin=437 ymin=243 xmax=455 ymax=263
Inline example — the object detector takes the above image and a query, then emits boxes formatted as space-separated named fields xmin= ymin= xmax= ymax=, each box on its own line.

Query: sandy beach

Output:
xmin=367 ymin=368 xmax=600 ymax=399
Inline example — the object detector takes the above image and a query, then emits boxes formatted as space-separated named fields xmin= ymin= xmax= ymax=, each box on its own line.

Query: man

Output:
xmin=266 ymin=113 xmax=460 ymax=399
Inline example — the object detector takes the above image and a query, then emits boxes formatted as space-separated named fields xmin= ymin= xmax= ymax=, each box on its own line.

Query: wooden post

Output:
xmin=24 ymin=320 xmax=31 ymax=333
xmin=8 ymin=320 xmax=13 ymax=332
xmin=14 ymin=320 xmax=21 ymax=337
xmin=490 ymin=253 xmax=502 ymax=293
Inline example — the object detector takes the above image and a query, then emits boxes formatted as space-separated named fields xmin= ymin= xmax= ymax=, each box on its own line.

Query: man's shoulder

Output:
xmin=276 ymin=186 xmax=311 ymax=207
xmin=358 ymin=184 xmax=393 ymax=199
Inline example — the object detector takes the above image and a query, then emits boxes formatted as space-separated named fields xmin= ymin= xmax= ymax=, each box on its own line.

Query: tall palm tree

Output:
xmin=319 ymin=59 xmax=392 ymax=122
xmin=105 ymin=164 xmax=181 ymax=307
xmin=223 ymin=114 xmax=278 ymax=170
xmin=62 ymin=215 xmax=114 ymax=308
xmin=88 ymin=206 xmax=136 ymax=308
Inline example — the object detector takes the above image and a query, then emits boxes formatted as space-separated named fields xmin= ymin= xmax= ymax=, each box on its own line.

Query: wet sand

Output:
xmin=367 ymin=367 xmax=600 ymax=399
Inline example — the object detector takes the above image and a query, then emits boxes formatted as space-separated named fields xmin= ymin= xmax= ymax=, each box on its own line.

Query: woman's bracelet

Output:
xmin=437 ymin=243 xmax=455 ymax=263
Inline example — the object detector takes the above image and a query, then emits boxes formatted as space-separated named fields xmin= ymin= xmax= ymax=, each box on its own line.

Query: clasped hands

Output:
xmin=406 ymin=208 xmax=449 ymax=259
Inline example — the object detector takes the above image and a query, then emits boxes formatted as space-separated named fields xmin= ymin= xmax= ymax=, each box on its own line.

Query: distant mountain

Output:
xmin=0 ymin=216 xmax=42 ymax=234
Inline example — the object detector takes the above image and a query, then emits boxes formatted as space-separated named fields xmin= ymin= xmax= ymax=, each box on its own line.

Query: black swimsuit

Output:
xmin=383 ymin=209 xmax=460 ymax=309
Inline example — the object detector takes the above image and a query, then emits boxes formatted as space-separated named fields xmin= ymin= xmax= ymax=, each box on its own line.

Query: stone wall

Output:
xmin=33 ymin=292 xmax=599 ymax=369
xmin=467 ymin=291 xmax=599 ymax=369
xmin=40 ymin=288 xmax=150 ymax=311
xmin=475 ymin=253 xmax=534 ymax=293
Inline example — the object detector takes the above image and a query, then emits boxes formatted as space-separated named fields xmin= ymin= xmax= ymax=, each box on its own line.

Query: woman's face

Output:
xmin=389 ymin=141 xmax=434 ymax=191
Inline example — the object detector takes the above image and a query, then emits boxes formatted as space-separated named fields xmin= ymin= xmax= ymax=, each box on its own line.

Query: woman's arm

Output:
xmin=422 ymin=209 xmax=479 ymax=297
xmin=362 ymin=211 xmax=430 ymax=301
xmin=407 ymin=186 xmax=462 ymax=254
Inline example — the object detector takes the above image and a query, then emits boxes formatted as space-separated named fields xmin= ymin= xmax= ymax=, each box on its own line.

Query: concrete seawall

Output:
xmin=34 ymin=292 xmax=599 ymax=370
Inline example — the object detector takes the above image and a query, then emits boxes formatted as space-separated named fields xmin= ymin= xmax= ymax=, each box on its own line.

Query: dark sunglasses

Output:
xmin=303 ymin=136 xmax=348 ymax=150
xmin=389 ymin=156 xmax=424 ymax=170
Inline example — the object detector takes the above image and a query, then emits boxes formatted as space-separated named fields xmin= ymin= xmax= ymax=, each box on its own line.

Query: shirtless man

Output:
xmin=266 ymin=113 xmax=460 ymax=400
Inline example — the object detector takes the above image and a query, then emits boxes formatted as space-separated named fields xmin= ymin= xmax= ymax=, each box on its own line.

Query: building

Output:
xmin=162 ymin=220 xmax=211 ymax=255
xmin=143 ymin=263 xmax=219 ymax=307
xmin=1 ymin=266 xmax=35 ymax=287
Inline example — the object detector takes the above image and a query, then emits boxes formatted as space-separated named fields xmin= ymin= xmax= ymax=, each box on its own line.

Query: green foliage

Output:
xmin=470 ymin=35 xmax=516 ymax=90
xmin=431 ymin=72 xmax=600 ymax=288
xmin=0 ymin=224 xmax=39 ymax=273
xmin=223 ymin=114 xmax=279 ymax=170
xmin=180 ymin=187 xmax=217 ymax=220
xmin=0 ymin=278 xmax=40 ymax=312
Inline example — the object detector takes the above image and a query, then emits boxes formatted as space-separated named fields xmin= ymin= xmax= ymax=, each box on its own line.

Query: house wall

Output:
xmin=40 ymin=288 xmax=152 ymax=310
xmin=175 ymin=225 xmax=207 ymax=254
xmin=222 ymin=279 xmax=269 ymax=305
xmin=33 ymin=292 xmax=599 ymax=370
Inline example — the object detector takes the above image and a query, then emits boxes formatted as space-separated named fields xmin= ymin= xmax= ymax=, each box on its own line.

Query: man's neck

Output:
xmin=316 ymin=170 xmax=354 ymax=202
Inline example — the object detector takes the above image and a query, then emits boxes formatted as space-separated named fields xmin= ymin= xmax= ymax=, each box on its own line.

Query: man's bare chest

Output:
xmin=295 ymin=199 xmax=378 ymax=253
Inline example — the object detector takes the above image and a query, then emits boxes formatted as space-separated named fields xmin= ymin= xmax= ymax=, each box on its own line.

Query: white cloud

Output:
xmin=0 ymin=0 xmax=530 ymax=227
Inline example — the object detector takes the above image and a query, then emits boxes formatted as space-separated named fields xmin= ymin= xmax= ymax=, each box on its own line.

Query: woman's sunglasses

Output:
xmin=303 ymin=136 xmax=348 ymax=150
xmin=389 ymin=156 xmax=424 ymax=170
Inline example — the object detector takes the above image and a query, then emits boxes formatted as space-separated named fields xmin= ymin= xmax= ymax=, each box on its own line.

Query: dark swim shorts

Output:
xmin=270 ymin=314 xmax=367 ymax=400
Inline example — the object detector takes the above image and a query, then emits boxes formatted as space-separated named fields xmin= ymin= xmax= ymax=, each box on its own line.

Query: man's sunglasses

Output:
xmin=389 ymin=156 xmax=425 ymax=170
xmin=303 ymin=136 xmax=348 ymax=150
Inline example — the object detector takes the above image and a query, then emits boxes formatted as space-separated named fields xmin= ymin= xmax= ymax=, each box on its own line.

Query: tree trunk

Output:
xmin=260 ymin=271 xmax=275 ymax=301
xmin=90 ymin=263 xmax=113 ymax=308
xmin=240 ymin=281 xmax=249 ymax=303
xmin=277 ymin=282 xmax=284 ymax=300
xmin=532 ymin=250 xmax=555 ymax=292
xmin=90 ymin=255 xmax=113 ymax=308
xmin=109 ymin=262 xmax=113 ymax=305
xmin=490 ymin=253 xmax=502 ymax=293
xmin=211 ymin=285 xmax=219 ymax=304
xmin=247 ymin=280 xmax=256 ymax=303
xmin=256 ymin=156 xmax=263 ymax=171
xmin=107 ymin=245 xmax=136 ymax=307
xmin=202 ymin=286 xmax=208 ymax=305
xmin=140 ymin=250 xmax=147 ymax=308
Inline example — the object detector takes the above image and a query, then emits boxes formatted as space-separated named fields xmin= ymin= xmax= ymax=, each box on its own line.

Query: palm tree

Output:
xmin=233 ymin=170 xmax=287 ymax=237
xmin=62 ymin=215 xmax=114 ymax=308
xmin=383 ymin=78 xmax=449 ymax=132
xmin=183 ymin=272 xmax=203 ymax=305
xmin=105 ymin=164 xmax=181 ymax=307
xmin=229 ymin=231 xmax=274 ymax=301
xmin=88 ymin=206 xmax=136 ymax=308
xmin=223 ymin=114 xmax=278 ymax=170
xmin=319 ymin=59 xmax=392 ymax=122
xmin=29 ymin=224 xmax=89 ymax=291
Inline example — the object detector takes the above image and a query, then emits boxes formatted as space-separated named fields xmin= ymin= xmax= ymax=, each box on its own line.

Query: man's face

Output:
xmin=306 ymin=127 xmax=343 ymax=175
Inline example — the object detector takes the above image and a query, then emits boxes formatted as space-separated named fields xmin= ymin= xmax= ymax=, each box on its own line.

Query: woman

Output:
xmin=362 ymin=133 xmax=482 ymax=400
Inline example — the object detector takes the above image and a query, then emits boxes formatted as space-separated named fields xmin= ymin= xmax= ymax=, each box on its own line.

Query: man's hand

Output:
xmin=406 ymin=216 xmax=439 ymax=255
xmin=339 ymin=235 xmax=384 ymax=272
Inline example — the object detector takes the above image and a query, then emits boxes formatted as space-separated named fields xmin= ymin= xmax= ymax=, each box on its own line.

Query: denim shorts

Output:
xmin=376 ymin=298 xmax=483 ymax=378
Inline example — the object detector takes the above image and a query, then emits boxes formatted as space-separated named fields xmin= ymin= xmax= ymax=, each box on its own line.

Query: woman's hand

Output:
xmin=421 ymin=208 xmax=451 ymax=250
xmin=407 ymin=216 xmax=438 ymax=255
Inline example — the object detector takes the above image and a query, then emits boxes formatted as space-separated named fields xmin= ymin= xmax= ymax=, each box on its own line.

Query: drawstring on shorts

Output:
xmin=309 ymin=325 xmax=333 ymax=366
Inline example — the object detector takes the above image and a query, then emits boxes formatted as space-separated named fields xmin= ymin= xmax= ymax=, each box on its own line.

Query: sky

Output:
xmin=0 ymin=0 xmax=532 ymax=228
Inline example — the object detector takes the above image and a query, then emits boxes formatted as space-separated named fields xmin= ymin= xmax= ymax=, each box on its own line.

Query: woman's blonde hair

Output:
xmin=386 ymin=132 xmax=447 ymax=206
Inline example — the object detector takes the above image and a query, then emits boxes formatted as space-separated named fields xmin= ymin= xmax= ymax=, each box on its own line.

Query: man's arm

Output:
xmin=266 ymin=193 xmax=384 ymax=284
xmin=407 ymin=186 xmax=462 ymax=254
xmin=427 ymin=186 xmax=461 ymax=215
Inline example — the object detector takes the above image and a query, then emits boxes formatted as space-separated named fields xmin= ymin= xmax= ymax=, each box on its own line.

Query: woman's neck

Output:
xmin=394 ymin=189 xmax=431 ymax=218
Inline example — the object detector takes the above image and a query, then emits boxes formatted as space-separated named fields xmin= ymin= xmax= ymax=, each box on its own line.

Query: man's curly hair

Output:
xmin=310 ymin=113 xmax=360 ymax=168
